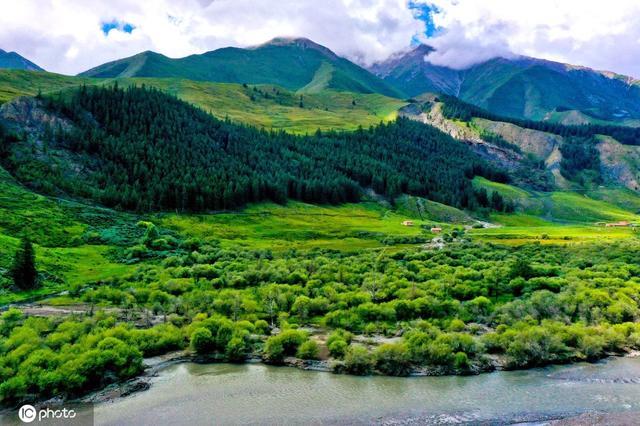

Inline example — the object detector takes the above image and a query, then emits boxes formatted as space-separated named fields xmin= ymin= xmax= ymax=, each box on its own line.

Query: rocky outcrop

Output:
xmin=399 ymin=102 xmax=522 ymax=169
xmin=597 ymin=136 xmax=640 ymax=191
xmin=0 ymin=96 xmax=73 ymax=134
xmin=474 ymin=118 xmax=561 ymax=160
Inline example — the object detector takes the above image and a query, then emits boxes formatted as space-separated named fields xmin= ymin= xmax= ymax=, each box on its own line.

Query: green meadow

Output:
xmin=4 ymin=161 xmax=640 ymax=304
xmin=155 ymin=201 xmax=444 ymax=251
xmin=0 ymin=70 xmax=405 ymax=133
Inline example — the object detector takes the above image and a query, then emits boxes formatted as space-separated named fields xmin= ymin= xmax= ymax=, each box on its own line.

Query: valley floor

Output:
xmin=3 ymin=169 xmax=640 ymax=408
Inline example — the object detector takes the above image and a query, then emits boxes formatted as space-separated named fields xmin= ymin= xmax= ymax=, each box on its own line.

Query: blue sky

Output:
xmin=408 ymin=1 xmax=439 ymax=38
xmin=101 ymin=20 xmax=136 ymax=36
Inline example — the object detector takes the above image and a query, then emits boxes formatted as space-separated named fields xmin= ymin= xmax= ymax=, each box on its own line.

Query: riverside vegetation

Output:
xmin=3 ymin=231 xmax=640 ymax=404
xmin=2 ymin=84 xmax=640 ymax=407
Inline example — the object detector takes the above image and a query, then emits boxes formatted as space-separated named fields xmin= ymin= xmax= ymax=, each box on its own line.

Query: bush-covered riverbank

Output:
xmin=3 ymin=240 xmax=640 ymax=405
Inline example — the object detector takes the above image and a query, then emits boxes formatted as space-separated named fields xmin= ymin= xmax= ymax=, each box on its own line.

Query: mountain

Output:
xmin=0 ymin=49 xmax=43 ymax=71
xmin=79 ymin=37 xmax=401 ymax=97
xmin=370 ymin=45 xmax=640 ymax=123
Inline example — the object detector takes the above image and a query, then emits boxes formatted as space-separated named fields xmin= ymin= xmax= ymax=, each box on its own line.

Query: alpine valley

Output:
xmin=2 ymin=35 xmax=640 ymax=425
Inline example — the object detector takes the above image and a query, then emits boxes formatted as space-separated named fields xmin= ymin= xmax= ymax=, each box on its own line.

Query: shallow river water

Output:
xmin=87 ymin=357 xmax=640 ymax=425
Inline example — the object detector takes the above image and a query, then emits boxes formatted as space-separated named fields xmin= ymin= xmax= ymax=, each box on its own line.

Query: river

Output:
xmin=87 ymin=357 xmax=640 ymax=425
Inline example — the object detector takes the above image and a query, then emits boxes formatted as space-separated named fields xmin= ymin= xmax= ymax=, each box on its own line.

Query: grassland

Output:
xmin=0 ymin=70 xmax=406 ymax=133
xmin=470 ymin=176 xmax=640 ymax=243
xmin=155 ymin=201 xmax=443 ymax=251
xmin=0 ymin=164 xmax=446 ymax=303
xmin=473 ymin=176 xmax=640 ymax=222
xmin=0 ymin=165 xmax=145 ymax=304
xmin=126 ymin=78 xmax=406 ymax=133
xmin=0 ymin=70 xmax=92 ymax=104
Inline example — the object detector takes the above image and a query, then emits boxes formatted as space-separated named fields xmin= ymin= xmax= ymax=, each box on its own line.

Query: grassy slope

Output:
xmin=0 ymin=167 xmax=135 ymax=304
xmin=0 ymin=70 xmax=405 ymax=133
xmin=3 ymin=167 xmax=640 ymax=305
xmin=129 ymin=78 xmax=405 ymax=133
xmin=0 ymin=70 xmax=91 ymax=104
xmin=471 ymin=176 xmax=640 ymax=243
xmin=0 ymin=162 xmax=450 ymax=303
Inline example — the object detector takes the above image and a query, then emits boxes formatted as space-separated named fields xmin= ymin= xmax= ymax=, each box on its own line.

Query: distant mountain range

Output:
xmin=78 ymin=37 xmax=402 ymax=98
xmin=0 ymin=49 xmax=43 ymax=71
xmin=370 ymin=45 xmax=640 ymax=122
xmin=3 ymin=37 xmax=640 ymax=123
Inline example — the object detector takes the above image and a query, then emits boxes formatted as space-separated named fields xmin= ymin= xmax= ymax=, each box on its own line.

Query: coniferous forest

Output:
xmin=2 ymin=85 xmax=509 ymax=212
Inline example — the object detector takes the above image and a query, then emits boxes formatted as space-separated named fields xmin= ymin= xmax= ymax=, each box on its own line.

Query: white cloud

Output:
xmin=1 ymin=0 xmax=639 ymax=78
xmin=0 ymin=0 xmax=424 ymax=74
xmin=417 ymin=0 xmax=640 ymax=76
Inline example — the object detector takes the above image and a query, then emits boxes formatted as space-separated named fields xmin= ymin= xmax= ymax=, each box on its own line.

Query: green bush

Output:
xmin=328 ymin=339 xmax=348 ymax=358
xmin=263 ymin=329 xmax=307 ymax=363
xmin=374 ymin=343 xmax=412 ymax=376
xmin=343 ymin=345 xmax=374 ymax=375
xmin=190 ymin=327 xmax=214 ymax=353
xmin=225 ymin=336 xmax=248 ymax=362
xmin=453 ymin=352 xmax=470 ymax=370
xmin=297 ymin=340 xmax=319 ymax=360
xmin=254 ymin=320 xmax=270 ymax=335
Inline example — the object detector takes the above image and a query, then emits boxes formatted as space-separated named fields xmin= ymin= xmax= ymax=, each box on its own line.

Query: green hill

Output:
xmin=79 ymin=37 xmax=401 ymax=98
xmin=0 ymin=70 xmax=91 ymax=104
xmin=0 ymin=70 xmax=404 ymax=133
xmin=0 ymin=70 xmax=405 ymax=133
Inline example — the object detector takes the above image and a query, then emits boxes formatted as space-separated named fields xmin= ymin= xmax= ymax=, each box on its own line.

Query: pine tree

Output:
xmin=11 ymin=238 xmax=38 ymax=290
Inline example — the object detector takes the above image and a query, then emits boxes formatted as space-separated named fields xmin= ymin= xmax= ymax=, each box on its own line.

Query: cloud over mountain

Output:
xmin=1 ymin=0 xmax=639 ymax=78
xmin=416 ymin=0 xmax=640 ymax=76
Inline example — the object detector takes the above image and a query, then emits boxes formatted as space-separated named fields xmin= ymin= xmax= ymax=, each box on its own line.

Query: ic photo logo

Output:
xmin=18 ymin=404 xmax=78 ymax=423
xmin=18 ymin=405 xmax=36 ymax=423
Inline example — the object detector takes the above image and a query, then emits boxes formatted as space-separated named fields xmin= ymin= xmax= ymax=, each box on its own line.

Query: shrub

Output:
xmin=263 ymin=338 xmax=285 ymax=363
xmin=453 ymin=352 xmax=470 ymax=370
xmin=374 ymin=343 xmax=412 ymax=376
xmin=343 ymin=345 xmax=374 ymax=375
xmin=254 ymin=320 xmax=270 ymax=335
xmin=190 ymin=327 xmax=214 ymax=353
xmin=449 ymin=319 xmax=465 ymax=332
xmin=297 ymin=340 xmax=319 ymax=360
xmin=225 ymin=337 xmax=248 ymax=362
xmin=328 ymin=339 xmax=348 ymax=359
xmin=263 ymin=330 xmax=307 ymax=363
xmin=327 ymin=329 xmax=353 ymax=346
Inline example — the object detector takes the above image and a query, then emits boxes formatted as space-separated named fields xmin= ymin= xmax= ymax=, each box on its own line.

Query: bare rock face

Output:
xmin=0 ymin=96 xmax=96 ymax=192
xmin=597 ymin=136 xmax=640 ymax=191
xmin=474 ymin=118 xmax=561 ymax=160
xmin=399 ymin=101 xmax=522 ymax=169
xmin=0 ymin=96 xmax=73 ymax=135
